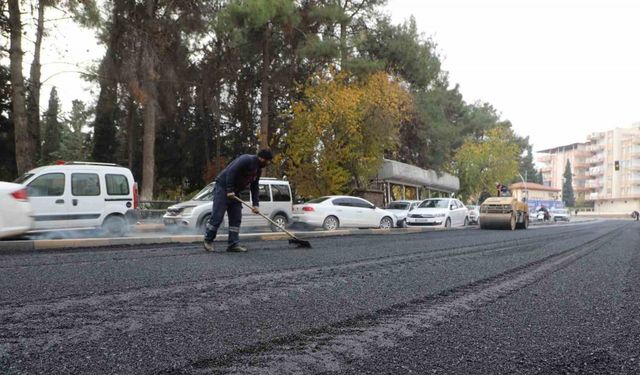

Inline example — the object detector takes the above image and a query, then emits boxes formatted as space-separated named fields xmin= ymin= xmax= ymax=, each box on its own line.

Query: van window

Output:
xmin=27 ymin=173 xmax=65 ymax=197
xmin=238 ymin=190 xmax=250 ymax=201
xmin=271 ymin=184 xmax=291 ymax=202
xmin=106 ymin=174 xmax=129 ymax=195
xmin=258 ymin=185 xmax=271 ymax=201
xmin=72 ymin=173 xmax=101 ymax=196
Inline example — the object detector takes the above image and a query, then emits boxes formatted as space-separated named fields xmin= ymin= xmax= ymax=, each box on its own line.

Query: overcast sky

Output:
xmin=35 ymin=0 xmax=640 ymax=153
xmin=385 ymin=0 xmax=640 ymax=151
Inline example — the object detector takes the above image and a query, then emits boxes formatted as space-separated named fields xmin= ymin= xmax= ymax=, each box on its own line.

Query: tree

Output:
xmin=58 ymin=100 xmax=91 ymax=161
xmin=0 ymin=64 xmax=17 ymax=180
xmin=7 ymin=0 xmax=32 ymax=174
xmin=562 ymin=160 xmax=575 ymax=207
xmin=285 ymin=70 xmax=410 ymax=197
xmin=453 ymin=127 xmax=520 ymax=202
xmin=41 ymin=87 xmax=61 ymax=164
xmin=517 ymin=142 xmax=542 ymax=184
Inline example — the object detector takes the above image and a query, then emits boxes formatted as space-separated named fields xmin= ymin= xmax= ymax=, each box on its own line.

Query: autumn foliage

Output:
xmin=284 ymin=71 xmax=411 ymax=197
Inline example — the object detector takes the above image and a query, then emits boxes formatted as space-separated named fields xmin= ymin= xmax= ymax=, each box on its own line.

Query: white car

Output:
xmin=384 ymin=200 xmax=422 ymax=228
xmin=14 ymin=161 xmax=138 ymax=236
xmin=405 ymin=198 xmax=469 ymax=228
xmin=550 ymin=208 xmax=570 ymax=222
xmin=467 ymin=205 xmax=480 ymax=224
xmin=0 ymin=182 xmax=34 ymax=239
xmin=163 ymin=178 xmax=293 ymax=233
xmin=292 ymin=195 xmax=397 ymax=230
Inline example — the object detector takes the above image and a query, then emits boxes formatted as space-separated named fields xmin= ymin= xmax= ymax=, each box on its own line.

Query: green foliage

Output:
xmin=0 ymin=65 xmax=17 ymax=181
xmin=41 ymin=87 xmax=61 ymax=164
xmin=57 ymin=100 xmax=92 ymax=162
xmin=453 ymin=127 xmax=521 ymax=202
xmin=563 ymin=160 xmax=575 ymax=207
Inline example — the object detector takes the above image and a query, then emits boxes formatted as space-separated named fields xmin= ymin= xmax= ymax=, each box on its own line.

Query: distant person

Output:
xmin=203 ymin=149 xmax=274 ymax=252
xmin=633 ymin=210 xmax=639 ymax=221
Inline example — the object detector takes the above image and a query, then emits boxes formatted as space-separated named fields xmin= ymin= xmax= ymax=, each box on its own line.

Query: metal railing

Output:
xmin=137 ymin=200 xmax=180 ymax=221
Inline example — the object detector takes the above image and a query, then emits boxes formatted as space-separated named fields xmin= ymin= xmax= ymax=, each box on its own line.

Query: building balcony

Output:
xmin=539 ymin=166 xmax=552 ymax=173
xmin=574 ymin=150 xmax=593 ymax=157
xmin=589 ymin=167 xmax=604 ymax=176
xmin=573 ymin=162 xmax=589 ymax=169
xmin=536 ymin=155 xmax=552 ymax=163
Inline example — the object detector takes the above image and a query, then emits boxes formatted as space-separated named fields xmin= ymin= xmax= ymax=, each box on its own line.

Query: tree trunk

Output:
xmin=8 ymin=0 xmax=32 ymax=174
xmin=27 ymin=0 xmax=45 ymax=162
xmin=140 ymin=97 xmax=157 ymax=200
xmin=126 ymin=96 xmax=135 ymax=170
xmin=139 ymin=1 xmax=158 ymax=200
xmin=340 ymin=21 xmax=347 ymax=69
xmin=259 ymin=22 xmax=271 ymax=150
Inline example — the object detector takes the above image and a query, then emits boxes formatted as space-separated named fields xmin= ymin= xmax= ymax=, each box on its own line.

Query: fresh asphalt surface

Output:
xmin=1 ymin=220 xmax=639 ymax=374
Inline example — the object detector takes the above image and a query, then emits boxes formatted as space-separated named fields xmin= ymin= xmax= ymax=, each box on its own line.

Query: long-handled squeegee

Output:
xmin=232 ymin=196 xmax=312 ymax=248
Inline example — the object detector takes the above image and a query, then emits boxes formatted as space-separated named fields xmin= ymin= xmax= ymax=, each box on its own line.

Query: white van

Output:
xmin=163 ymin=178 xmax=292 ymax=233
xmin=14 ymin=162 xmax=138 ymax=236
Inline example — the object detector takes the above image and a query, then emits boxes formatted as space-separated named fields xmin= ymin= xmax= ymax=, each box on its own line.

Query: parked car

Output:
xmin=384 ymin=200 xmax=422 ymax=227
xmin=292 ymin=195 xmax=397 ymax=230
xmin=0 ymin=182 xmax=34 ymax=239
xmin=550 ymin=208 xmax=570 ymax=222
xmin=163 ymin=178 xmax=293 ymax=233
xmin=405 ymin=198 xmax=469 ymax=228
xmin=467 ymin=204 xmax=480 ymax=224
xmin=13 ymin=162 xmax=138 ymax=236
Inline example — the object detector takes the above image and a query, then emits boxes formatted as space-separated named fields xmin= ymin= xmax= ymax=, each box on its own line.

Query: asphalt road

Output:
xmin=1 ymin=220 xmax=638 ymax=374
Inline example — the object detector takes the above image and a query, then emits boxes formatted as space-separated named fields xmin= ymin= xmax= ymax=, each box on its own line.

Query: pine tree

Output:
xmin=41 ymin=87 xmax=61 ymax=164
xmin=58 ymin=100 xmax=91 ymax=161
xmin=562 ymin=160 xmax=575 ymax=207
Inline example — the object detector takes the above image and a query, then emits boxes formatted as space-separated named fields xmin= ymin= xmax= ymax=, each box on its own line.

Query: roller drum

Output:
xmin=479 ymin=213 xmax=515 ymax=230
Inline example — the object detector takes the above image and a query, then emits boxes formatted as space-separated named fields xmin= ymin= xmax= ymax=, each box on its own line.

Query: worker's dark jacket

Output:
xmin=215 ymin=154 xmax=262 ymax=207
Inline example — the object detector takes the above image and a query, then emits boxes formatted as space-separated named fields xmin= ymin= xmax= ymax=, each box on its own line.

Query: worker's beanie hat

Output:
xmin=258 ymin=149 xmax=274 ymax=160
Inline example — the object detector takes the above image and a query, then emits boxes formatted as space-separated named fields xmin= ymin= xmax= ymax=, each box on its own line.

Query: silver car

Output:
xmin=163 ymin=178 xmax=293 ymax=233
xmin=384 ymin=200 xmax=422 ymax=227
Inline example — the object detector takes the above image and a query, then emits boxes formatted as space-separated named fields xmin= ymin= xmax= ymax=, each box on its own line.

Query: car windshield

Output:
xmin=306 ymin=197 xmax=330 ymax=204
xmin=13 ymin=173 xmax=34 ymax=184
xmin=551 ymin=209 xmax=568 ymax=214
xmin=419 ymin=199 xmax=449 ymax=208
xmin=192 ymin=184 xmax=214 ymax=201
xmin=467 ymin=205 xmax=478 ymax=210
xmin=386 ymin=202 xmax=409 ymax=210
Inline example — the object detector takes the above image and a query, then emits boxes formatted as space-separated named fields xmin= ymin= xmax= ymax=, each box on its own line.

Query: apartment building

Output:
xmin=537 ymin=124 xmax=640 ymax=213
xmin=536 ymin=142 xmax=591 ymax=202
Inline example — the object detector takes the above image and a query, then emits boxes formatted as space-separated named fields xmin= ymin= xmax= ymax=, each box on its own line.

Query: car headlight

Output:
xmin=181 ymin=207 xmax=195 ymax=215
xmin=435 ymin=213 xmax=446 ymax=217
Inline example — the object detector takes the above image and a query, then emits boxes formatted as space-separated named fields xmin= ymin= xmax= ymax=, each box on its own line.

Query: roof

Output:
xmin=536 ymin=142 xmax=585 ymax=154
xmin=377 ymin=159 xmax=460 ymax=192
xmin=509 ymin=182 xmax=561 ymax=192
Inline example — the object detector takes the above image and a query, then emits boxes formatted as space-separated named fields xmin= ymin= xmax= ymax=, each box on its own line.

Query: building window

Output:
xmin=391 ymin=184 xmax=403 ymax=201
xmin=405 ymin=186 xmax=417 ymax=200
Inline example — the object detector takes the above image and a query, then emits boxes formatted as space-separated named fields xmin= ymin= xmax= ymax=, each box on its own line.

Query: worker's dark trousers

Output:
xmin=204 ymin=184 xmax=241 ymax=245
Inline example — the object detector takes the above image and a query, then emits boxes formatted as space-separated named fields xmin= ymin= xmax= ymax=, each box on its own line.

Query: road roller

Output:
xmin=479 ymin=197 xmax=529 ymax=230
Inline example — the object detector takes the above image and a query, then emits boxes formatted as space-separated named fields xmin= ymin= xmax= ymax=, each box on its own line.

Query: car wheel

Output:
xmin=270 ymin=214 xmax=288 ymax=232
xmin=444 ymin=217 xmax=451 ymax=228
xmin=463 ymin=217 xmax=469 ymax=226
xmin=379 ymin=216 xmax=393 ymax=229
xmin=322 ymin=216 xmax=339 ymax=231
xmin=399 ymin=219 xmax=408 ymax=228
xmin=102 ymin=215 xmax=127 ymax=237
xmin=199 ymin=214 xmax=211 ymax=234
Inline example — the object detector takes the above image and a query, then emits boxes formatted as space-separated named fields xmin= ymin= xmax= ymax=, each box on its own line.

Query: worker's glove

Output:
xmin=226 ymin=192 xmax=236 ymax=199
xmin=251 ymin=206 xmax=260 ymax=214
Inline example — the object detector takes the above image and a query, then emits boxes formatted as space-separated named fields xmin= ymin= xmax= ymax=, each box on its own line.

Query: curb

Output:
xmin=0 ymin=227 xmax=444 ymax=253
